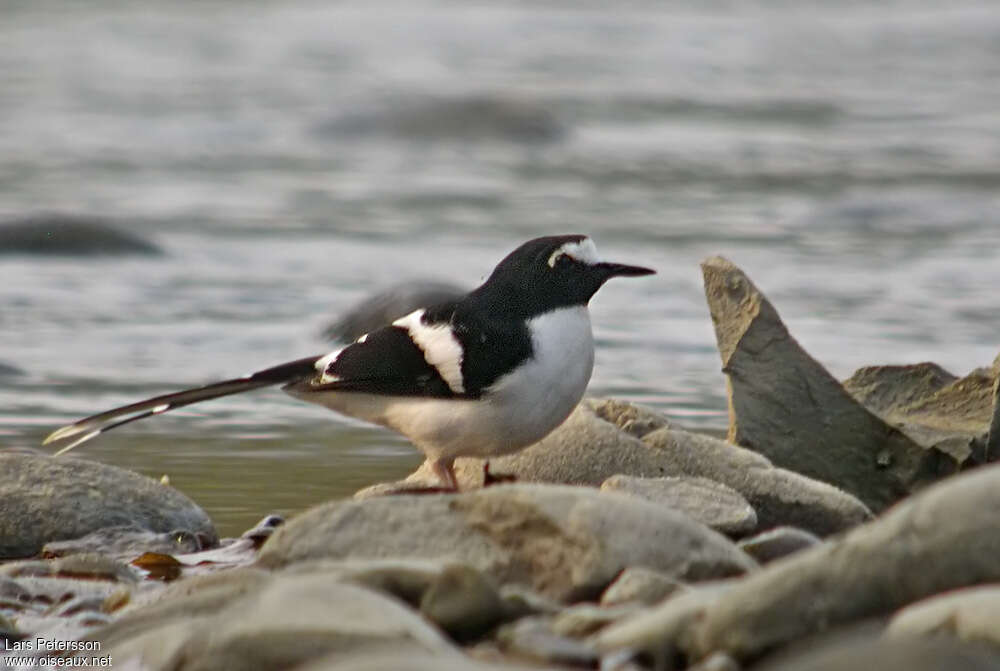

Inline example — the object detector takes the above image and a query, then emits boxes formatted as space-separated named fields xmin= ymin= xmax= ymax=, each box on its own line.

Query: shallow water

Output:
xmin=2 ymin=1 xmax=999 ymax=536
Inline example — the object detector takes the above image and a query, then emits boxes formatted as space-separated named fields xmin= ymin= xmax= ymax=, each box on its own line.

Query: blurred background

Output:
xmin=2 ymin=1 xmax=999 ymax=536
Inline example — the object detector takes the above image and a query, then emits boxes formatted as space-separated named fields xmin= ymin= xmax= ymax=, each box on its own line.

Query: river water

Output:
xmin=2 ymin=1 xmax=999 ymax=535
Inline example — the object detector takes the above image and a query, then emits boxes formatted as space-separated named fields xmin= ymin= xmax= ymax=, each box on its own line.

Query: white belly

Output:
xmin=290 ymin=306 xmax=595 ymax=461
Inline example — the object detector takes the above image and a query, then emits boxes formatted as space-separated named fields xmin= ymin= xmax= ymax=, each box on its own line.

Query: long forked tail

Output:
xmin=43 ymin=356 xmax=322 ymax=456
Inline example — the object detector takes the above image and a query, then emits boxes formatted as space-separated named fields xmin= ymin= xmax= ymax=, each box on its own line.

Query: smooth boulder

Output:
xmin=0 ymin=454 xmax=216 ymax=559
xmin=641 ymin=428 xmax=871 ymax=537
xmin=600 ymin=475 xmax=757 ymax=536
xmin=0 ymin=214 xmax=162 ymax=256
xmin=96 ymin=574 xmax=454 ymax=671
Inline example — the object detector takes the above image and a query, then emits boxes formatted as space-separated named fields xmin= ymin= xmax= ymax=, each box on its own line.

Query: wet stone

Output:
xmin=0 ymin=453 xmax=217 ymax=560
xmin=736 ymin=527 xmax=822 ymax=564
xmin=600 ymin=474 xmax=757 ymax=536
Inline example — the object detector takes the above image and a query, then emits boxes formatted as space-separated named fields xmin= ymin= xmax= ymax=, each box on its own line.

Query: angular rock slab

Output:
xmin=701 ymin=255 xmax=955 ymax=512
xmin=682 ymin=463 xmax=1000 ymax=661
xmin=844 ymin=362 xmax=996 ymax=463
xmin=0 ymin=454 xmax=216 ymax=559
xmin=260 ymin=483 xmax=756 ymax=603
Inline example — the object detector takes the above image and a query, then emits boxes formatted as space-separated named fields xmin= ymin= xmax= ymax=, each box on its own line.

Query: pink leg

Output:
xmin=429 ymin=457 xmax=459 ymax=491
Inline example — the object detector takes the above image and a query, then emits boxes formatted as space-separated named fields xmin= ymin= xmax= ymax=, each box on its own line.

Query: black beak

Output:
xmin=596 ymin=261 xmax=656 ymax=278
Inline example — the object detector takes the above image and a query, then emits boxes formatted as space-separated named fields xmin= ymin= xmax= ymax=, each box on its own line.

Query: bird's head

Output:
xmin=475 ymin=234 xmax=655 ymax=317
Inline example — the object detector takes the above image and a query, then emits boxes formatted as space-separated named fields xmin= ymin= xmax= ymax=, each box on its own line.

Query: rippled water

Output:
xmin=3 ymin=1 xmax=999 ymax=535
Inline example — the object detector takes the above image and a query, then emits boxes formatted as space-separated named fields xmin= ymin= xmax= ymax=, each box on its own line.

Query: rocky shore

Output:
xmin=4 ymin=257 xmax=1000 ymax=670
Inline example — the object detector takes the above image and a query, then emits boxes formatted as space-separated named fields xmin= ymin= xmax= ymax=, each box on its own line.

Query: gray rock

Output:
xmin=106 ymin=567 xmax=273 ymax=625
xmin=41 ymin=524 xmax=207 ymax=559
xmin=97 ymin=574 xmax=454 ymax=671
xmin=367 ymin=399 xmax=673 ymax=492
xmin=701 ymin=256 xmax=956 ymax=512
xmin=688 ymin=652 xmax=740 ymax=671
xmin=0 ymin=564 xmax=134 ymax=646
xmin=0 ymin=454 xmax=217 ymax=559
xmin=844 ymin=363 xmax=995 ymax=464
xmin=641 ymin=429 xmax=872 ymax=537
xmin=496 ymin=616 xmax=599 ymax=667
xmin=988 ymin=374 xmax=1000 ymax=461
xmin=551 ymin=603 xmax=640 ymax=638
xmin=1 ymin=553 xmax=138 ymax=584
xmin=0 ymin=612 xmax=16 ymax=637
xmin=419 ymin=563 xmax=506 ymax=641
xmin=593 ymin=581 xmax=737 ymax=670
xmin=317 ymin=94 xmax=565 ymax=143
xmin=755 ymin=635 xmax=1000 ymax=671
xmin=600 ymin=475 xmax=757 ymax=536
xmin=497 ymin=585 xmax=562 ymax=620
xmin=296 ymin=647 xmax=551 ymax=671
xmin=584 ymin=397 xmax=671 ymax=438
xmin=0 ymin=214 xmax=162 ymax=256
xmin=322 ymin=280 xmax=465 ymax=343
xmin=843 ymin=362 xmax=958 ymax=417
xmin=886 ymin=585 xmax=1000 ymax=648
xmin=282 ymin=557 xmax=456 ymax=608
xmin=353 ymin=390 xmax=871 ymax=537
xmin=260 ymin=483 xmax=756 ymax=603
xmin=0 ymin=361 xmax=25 ymax=377
xmin=600 ymin=567 xmax=688 ymax=607
xmin=680 ymin=464 xmax=1000 ymax=661
xmin=736 ymin=527 xmax=822 ymax=564
xmin=359 ymin=403 xmax=870 ymax=538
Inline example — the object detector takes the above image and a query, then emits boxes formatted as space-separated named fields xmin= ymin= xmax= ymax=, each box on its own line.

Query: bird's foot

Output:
xmin=429 ymin=457 xmax=460 ymax=492
xmin=482 ymin=460 xmax=517 ymax=487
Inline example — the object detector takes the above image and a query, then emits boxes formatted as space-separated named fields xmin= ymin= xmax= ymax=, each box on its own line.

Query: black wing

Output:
xmin=286 ymin=322 xmax=458 ymax=398
xmin=293 ymin=303 xmax=534 ymax=399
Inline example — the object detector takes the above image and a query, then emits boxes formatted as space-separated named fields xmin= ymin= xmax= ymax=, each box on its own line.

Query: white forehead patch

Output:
xmin=547 ymin=237 xmax=600 ymax=268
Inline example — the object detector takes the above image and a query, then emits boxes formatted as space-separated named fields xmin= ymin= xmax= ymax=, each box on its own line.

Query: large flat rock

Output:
xmin=259 ymin=483 xmax=756 ymax=603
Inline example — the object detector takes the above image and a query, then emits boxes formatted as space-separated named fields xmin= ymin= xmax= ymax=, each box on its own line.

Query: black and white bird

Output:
xmin=44 ymin=235 xmax=654 ymax=489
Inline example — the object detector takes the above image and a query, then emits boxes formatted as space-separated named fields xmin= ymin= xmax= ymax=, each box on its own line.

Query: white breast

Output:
xmin=476 ymin=304 xmax=595 ymax=452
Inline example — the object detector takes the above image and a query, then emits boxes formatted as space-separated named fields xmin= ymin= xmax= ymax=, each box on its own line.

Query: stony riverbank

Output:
xmin=3 ymin=257 xmax=1000 ymax=670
